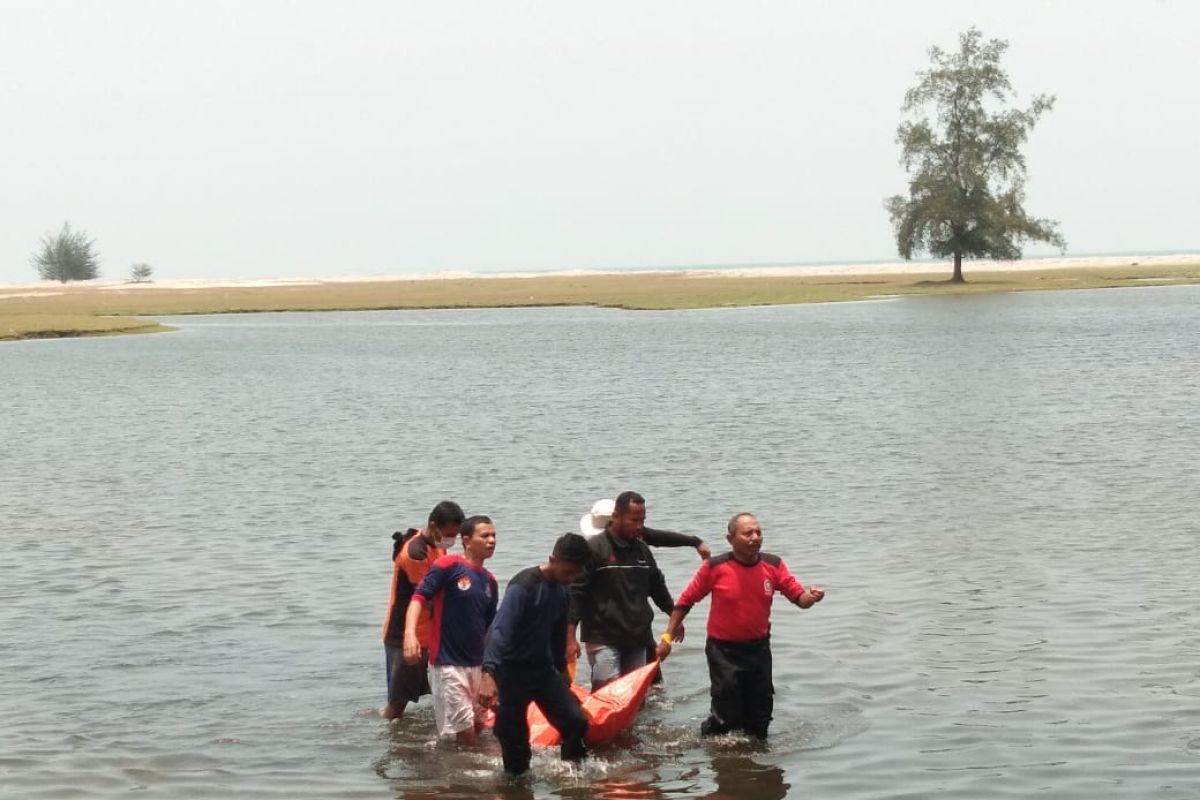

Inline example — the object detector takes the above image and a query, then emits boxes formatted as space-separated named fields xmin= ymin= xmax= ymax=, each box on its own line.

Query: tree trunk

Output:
xmin=951 ymin=252 xmax=965 ymax=283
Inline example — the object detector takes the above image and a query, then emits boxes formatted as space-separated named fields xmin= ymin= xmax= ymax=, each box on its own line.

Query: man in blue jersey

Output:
xmin=404 ymin=515 xmax=499 ymax=744
xmin=482 ymin=533 xmax=591 ymax=775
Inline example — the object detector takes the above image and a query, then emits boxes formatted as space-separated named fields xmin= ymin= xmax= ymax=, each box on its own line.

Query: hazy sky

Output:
xmin=2 ymin=0 xmax=1197 ymax=282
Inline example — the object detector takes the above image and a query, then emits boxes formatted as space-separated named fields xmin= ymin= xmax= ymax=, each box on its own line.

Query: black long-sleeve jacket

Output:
xmin=569 ymin=530 xmax=675 ymax=647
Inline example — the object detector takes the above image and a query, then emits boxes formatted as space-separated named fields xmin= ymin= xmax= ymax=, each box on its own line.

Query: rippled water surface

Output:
xmin=3 ymin=287 xmax=1200 ymax=799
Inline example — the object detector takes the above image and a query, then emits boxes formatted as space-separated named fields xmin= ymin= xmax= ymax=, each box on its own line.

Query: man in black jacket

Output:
xmin=568 ymin=491 xmax=680 ymax=690
xmin=579 ymin=497 xmax=711 ymax=560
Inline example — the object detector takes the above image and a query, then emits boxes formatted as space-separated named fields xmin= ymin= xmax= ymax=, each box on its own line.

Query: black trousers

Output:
xmin=494 ymin=662 xmax=587 ymax=774
xmin=701 ymin=636 xmax=774 ymax=739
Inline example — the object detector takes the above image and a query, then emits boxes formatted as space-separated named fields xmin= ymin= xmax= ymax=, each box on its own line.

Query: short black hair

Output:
xmin=461 ymin=514 xmax=493 ymax=540
xmin=552 ymin=532 xmax=590 ymax=564
xmin=614 ymin=491 xmax=645 ymax=513
xmin=428 ymin=500 xmax=465 ymax=527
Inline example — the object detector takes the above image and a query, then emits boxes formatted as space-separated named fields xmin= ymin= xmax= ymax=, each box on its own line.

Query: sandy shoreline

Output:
xmin=5 ymin=253 xmax=1200 ymax=341
xmin=4 ymin=253 xmax=1197 ymax=297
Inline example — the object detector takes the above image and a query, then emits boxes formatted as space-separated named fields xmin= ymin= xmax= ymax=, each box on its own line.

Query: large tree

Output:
xmin=886 ymin=27 xmax=1064 ymax=283
xmin=32 ymin=222 xmax=101 ymax=283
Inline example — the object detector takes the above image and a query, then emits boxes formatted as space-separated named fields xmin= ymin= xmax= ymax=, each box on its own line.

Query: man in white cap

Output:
xmin=579 ymin=498 xmax=711 ymax=559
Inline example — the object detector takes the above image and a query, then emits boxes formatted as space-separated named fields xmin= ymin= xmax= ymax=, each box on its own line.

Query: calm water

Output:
xmin=3 ymin=287 xmax=1199 ymax=799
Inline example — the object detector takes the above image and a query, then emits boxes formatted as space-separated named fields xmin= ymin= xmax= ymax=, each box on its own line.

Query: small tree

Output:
xmin=886 ymin=28 xmax=1065 ymax=283
xmin=130 ymin=262 xmax=154 ymax=283
xmin=32 ymin=222 xmax=101 ymax=283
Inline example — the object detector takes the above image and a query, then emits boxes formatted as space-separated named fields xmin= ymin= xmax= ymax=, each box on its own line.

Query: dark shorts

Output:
xmin=385 ymin=645 xmax=430 ymax=707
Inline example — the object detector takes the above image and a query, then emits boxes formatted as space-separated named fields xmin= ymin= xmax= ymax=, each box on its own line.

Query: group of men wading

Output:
xmin=379 ymin=492 xmax=825 ymax=775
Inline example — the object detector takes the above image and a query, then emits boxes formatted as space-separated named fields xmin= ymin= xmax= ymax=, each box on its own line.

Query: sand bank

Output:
xmin=3 ymin=254 xmax=1199 ymax=341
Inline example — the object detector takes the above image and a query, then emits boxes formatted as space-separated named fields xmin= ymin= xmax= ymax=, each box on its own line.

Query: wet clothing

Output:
xmin=413 ymin=555 xmax=498 ymax=667
xmin=675 ymin=552 xmax=806 ymax=642
xmin=675 ymin=551 xmax=807 ymax=739
xmin=569 ymin=531 xmax=675 ymax=649
xmin=381 ymin=530 xmax=446 ymax=648
xmin=430 ymin=664 xmax=487 ymax=737
xmin=493 ymin=661 xmax=587 ymax=774
xmin=702 ymin=636 xmax=774 ymax=739
xmin=484 ymin=566 xmax=587 ymax=774
xmin=385 ymin=645 xmax=430 ymax=706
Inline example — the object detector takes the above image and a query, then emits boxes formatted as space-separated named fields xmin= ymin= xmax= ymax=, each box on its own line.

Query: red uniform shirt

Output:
xmin=675 ymin=552 xmax=805 ymax=642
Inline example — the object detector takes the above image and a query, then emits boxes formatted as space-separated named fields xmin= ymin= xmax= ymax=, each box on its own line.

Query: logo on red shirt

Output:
xmin=763 ymin=579 xmax=773 ymax=595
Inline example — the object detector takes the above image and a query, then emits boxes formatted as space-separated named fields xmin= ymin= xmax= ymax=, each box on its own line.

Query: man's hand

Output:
xmin=478 ymin=672 xmax=498 ymax=709
xmin=565 ymin=635 xmax=581 ymax=663
xmin=402 ymin=632 xmax=422 ymax=664
xmin=674 ymin=622 xmax=685 ymax=644
xmin=655 ymin=639 xmax=672 ymax=661
xmin=797 ymin=586 xmax=826 ymax=609
xmin=695 ymin=542 xmax=712 ymax=560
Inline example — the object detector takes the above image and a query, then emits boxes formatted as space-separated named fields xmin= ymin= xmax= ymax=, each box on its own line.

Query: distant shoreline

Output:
xmin=3 ymin=255 xmax=1200 ymax=341
xmin=4 ymin=252 xmax=1198 ymax=296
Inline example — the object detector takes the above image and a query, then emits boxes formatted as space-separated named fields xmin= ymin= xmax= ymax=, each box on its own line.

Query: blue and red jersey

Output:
xmin=675 ymin=552 xmax=806 ymax=642
xmin=413 ymin=554 xmax=499 ymax=667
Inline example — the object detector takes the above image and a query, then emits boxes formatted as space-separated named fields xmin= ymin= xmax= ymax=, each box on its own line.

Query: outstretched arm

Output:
xmin=641 ymin=526 xmax=710 ymax=559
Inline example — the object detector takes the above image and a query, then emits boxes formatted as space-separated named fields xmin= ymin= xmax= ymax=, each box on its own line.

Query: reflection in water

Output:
xmin=703 ymin=756 xmax=788 ymax=800
xmin=581 ymin=776 xmax=666 ymax=799
xmin=388 ymin=747 xmax=788 ymax=800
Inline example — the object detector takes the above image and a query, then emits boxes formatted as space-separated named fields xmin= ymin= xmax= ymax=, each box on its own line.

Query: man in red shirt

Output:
xmin=660 ymin=512 xmax=825 ymax=739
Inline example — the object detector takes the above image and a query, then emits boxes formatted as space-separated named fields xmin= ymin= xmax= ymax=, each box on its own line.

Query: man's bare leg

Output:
xmin=381 ymin=701 xmax=408 ymax=720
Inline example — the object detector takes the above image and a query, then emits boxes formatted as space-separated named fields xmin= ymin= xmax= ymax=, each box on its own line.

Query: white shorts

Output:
xmin=429 ymin=664 xmax=486 ymax=738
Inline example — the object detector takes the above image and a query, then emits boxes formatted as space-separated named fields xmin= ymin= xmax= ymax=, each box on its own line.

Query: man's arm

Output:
xmin=552 ymin=590 xmax=570 ymax=677
xmin=646 ymin=549 xmax=676 ymax=616
xmin=777 ymin=558 xmax=825 ymax=608
xmin=403 ymin=557 xmax=453 ymax=663
xmin=641 ymin=526 xmax=710 ymax=560
xmin=656 ymin=560 xmax=714 ymax=658
xmin=566 ymin=547 xmax=595 ymax=661
xmin=483 ymin=582 xmax=523 ymax=676
xmin=658 ymin=605 xmax=692 ymax=660
xmin=402 ymin=599 xmax=425 ymax=663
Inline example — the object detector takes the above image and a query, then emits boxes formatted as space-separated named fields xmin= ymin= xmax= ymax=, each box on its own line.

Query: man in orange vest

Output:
xmin=380 ymin=500 xmax=464 ymax=720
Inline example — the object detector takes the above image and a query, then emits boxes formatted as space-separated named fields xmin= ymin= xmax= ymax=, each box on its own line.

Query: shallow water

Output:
xmin=3 ymin=286 xmax=1200 ymax=798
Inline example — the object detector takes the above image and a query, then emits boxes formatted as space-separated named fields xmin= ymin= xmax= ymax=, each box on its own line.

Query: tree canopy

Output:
xmin=130 ymin=262 xmax=154 ymax=283
xmin=886 ymin=28 xmax=1064 ymax=282
xmin=32 ymin=222 xmax=101 ymax=283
